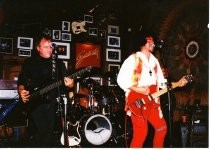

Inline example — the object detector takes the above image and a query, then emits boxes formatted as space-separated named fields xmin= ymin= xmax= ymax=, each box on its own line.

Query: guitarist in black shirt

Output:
xmin=17 ymin=34 xmax=74 ymax=147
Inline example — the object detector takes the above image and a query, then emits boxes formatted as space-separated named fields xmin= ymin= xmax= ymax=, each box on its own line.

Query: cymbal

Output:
xmin=74 ymin=93 xmax=87 ymax=98
xmin=83 ymin=78 xmax=100 ymax=88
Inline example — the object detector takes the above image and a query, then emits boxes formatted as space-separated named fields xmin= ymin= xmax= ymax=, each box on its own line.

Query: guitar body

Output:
xmin=127 ymin=85 xmax=160 ymax=118
xmin=60 ymin=121 xmax=81 ymax=146
xmin=25 ymin=86 xmax=57 ymax=113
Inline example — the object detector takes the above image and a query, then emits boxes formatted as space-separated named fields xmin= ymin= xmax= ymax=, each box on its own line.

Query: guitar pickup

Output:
xmin=135 ymin=100 xmax=144 ymax=108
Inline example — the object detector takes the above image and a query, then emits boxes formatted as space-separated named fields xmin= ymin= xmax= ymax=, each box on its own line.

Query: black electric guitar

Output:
xmin=24 ymin=66 xmax=93 ymax=111
xmin=127 ymin=74 xmax=194 ymax=118
xmin=0 ymin=66 xmax=93 ymax=122
xmin=60 ymin=121 xmax=81 ymax=146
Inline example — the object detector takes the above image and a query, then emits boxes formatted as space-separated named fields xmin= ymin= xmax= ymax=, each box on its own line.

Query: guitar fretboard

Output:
xmin=29 ymin=66 xmax=92 ymax=99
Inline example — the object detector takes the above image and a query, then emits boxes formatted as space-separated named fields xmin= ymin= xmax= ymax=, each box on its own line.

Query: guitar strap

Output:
xmin=51 ymin=51 xmax=58 ymax=80
xmin=131 ymin=53 xmax=142 ymax=85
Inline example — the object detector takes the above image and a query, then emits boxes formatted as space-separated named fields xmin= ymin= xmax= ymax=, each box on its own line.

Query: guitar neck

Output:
xmin=30 ymin=66 xmax=92 ymax=99
xmin=151 ymin=82 xmax=179 ymax=99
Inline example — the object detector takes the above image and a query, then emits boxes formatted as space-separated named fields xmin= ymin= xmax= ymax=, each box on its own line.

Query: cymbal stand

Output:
xmin=62 ymin=94 xmax=69 ymax=146
xmin=88 ymin=84 xmax=95 ymax=114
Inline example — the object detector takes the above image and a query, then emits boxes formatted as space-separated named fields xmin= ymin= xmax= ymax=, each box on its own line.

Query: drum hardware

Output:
xmin=62 ymin=94 xmax=69 ymax=146
xmin=55 ymin=94 xmax=71 ymax=147
xmin=74 ymin=93 xmax=87 ymax=99
xmin=83 ymin=78 xmax=100 ymax=90
xmin=87 ymin=82 xmax=97 ymax=114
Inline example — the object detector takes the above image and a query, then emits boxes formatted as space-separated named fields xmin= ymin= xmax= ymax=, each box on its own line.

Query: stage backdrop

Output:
xmin=75 ymin=43 xmax=101 ymax=69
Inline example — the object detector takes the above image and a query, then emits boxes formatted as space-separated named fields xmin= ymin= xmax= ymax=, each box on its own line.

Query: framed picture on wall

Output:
xmin=52 ymin=42 xmax=70 ymax=59
xmin=0 ymin=37 xmax=13 ymax=54
xmin=75 ymin=43 xmax=101 ymax=69
xmin=107 ymin=36 xmax=120 ymax=47
xmin=52 ymin=30 xmax=61 ymax=40
xmin=89 ymin=28 xmax=98 ymax=36
xmin=98 ymin=30 xmax=106 ymax=39
xmin=108 ymin=64 xmax=120 ymax=86
xmin=108 ymin=64 xmax=120 ymax=71
xmin=17 ymin=37 xmax=33 ymax=49
xmin=84 ymin=14 xmax=93 ymax=23
xmin=106 ymin=48 xmax=121 ymax=62
xmin=108 ymin=25 xmax=119 ymax=35
xmin=18 ymin=49 xmax=31 ymax=57
xmin=62 ymin=21 xmax=70 ymax=32
xmin=62 ymin=33 xmax=71 ymax=41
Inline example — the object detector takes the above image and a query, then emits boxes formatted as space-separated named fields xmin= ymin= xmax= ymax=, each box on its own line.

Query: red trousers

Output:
xmin=130 ymin=108 xmax=167 ymax=148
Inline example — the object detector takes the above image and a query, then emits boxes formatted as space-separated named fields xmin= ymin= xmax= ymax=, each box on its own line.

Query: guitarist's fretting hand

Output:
xmin=130 ymin=85 xmax=150 ymax=95
xmin=19 ymin=77 xmax=74 ymax=103
xmin=18 ymin=85 xmax=30 ymax=103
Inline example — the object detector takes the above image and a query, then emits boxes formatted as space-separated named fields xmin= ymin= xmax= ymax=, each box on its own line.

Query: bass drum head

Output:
xmin=84 ymin=114 xmax=112 ymax=145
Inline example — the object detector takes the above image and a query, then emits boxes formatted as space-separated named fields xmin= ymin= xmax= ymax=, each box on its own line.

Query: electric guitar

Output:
xmin=25 ymin=66 xmax=93 ymax=110
xmin=0 ymin=66 xmax=93 ymax=122
xmin=72 ymin=21 xmax=87 ymax=34
xmin=60 ymin=121 xmax=81 ymax=146
xmin=127 ymin=74 xmax=194 ymax=118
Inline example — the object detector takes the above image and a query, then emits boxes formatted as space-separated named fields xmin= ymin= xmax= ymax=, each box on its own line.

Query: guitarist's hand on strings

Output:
xmin=130 ymin=85 xmax=150 ymax=95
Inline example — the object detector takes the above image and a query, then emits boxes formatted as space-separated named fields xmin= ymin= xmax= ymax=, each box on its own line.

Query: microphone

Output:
xmin=155 ymin=40 xmax=164 ymax=49
xmin=51 ymin=43 xmax=58 ymax=50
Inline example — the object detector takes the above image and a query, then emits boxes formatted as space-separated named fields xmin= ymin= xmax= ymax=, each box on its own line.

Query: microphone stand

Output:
xmin=52 ymin=47 xmax=69 ymax=146
xmin=158 ymin=47 xmax=174 ymax=147
xmin=165 ymin=70 xmax=173 ymax=147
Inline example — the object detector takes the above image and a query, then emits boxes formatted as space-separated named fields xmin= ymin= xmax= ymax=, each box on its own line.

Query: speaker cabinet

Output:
xmin=190 ymin=123 xmax=208 ymax=147
xmin=180 ymin=124 xmax=189 ymax=147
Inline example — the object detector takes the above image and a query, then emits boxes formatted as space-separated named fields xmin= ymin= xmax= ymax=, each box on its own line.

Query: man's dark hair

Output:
xmin=130 ymin=30 xmax=157 ymax=52
xmin=138 ymin=31 xmax=157 ymax=47
xmin=35 ymin=33 xmax=52 ymax=47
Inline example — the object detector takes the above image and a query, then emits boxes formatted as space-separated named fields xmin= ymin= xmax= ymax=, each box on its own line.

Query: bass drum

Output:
xmin=81 ymin=114 xmax=112 ymax=146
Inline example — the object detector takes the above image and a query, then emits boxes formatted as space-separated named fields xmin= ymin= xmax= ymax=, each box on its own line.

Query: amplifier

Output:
xmin=0 ymin=90 xmax=18 ymax=99
xmin=192 ymin=123 xmax=208 ymax=135
xmin=180 ymin=124 xmax=189 ymax=147
xmin=0 ymin=80 xmax=18 ymax=99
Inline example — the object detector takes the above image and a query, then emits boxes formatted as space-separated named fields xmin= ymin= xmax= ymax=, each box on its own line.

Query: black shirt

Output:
xmin=17 ymin=52 xmax=68 ymax=103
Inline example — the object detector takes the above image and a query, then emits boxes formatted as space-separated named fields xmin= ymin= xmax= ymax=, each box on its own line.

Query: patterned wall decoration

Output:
xmin=158 ymin=0 xmax=208 ymax=121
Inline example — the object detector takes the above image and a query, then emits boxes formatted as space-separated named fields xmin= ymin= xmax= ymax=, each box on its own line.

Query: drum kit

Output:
xmin=0 ymin=70 xmax=130 ymax=147
xmin=63 ymin=70 xmax=129 ymax=147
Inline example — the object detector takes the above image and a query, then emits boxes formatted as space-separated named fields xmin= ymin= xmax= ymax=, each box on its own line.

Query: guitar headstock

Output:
xmin=185 ymin=74 xmax=194 ymax=84
xmin=177 ymin=74 xmax=194 ymax=87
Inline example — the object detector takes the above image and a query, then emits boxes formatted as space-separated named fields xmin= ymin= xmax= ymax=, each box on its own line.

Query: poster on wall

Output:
xmin=0 ymin=37 xmax=13 ymax=54
xmin=75 ymin=43 xmax=101 ymax=69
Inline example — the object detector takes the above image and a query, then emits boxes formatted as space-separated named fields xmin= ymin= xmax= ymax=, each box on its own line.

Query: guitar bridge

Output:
xmin=135 ymin=100 xmax=144 ymax=108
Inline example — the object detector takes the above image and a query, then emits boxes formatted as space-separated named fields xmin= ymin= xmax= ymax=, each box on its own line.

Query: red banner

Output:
xmin=75 ymin=43 xmax=101 ymax=69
